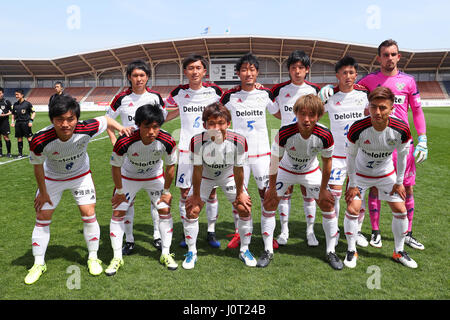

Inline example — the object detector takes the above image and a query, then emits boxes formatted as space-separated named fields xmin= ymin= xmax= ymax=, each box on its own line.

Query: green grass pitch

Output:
xmin=0 ymin=108 xmax=448 ymax=300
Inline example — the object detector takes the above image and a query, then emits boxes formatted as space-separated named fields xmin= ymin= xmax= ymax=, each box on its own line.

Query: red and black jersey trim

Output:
xmin=347 ymin=116 xmax=372 ymax=143
xmin=220 ymin=86 xmax=241 ymax=105
xmin=74 ymin=119 xmax=100 ymax=137
xmin=332 ymin=84 xmax=369 ymax=96
xmin=226 ymin=131 xmax=248 ymax=153
xmin=312 ymin=124 xmax=334 ymax=148
xmin=277 ymin=122 xmax=299 ymax=147
xmin=145 ymin=87 xmax=166 ymax=109
xmin=388 ymin=117 xmax=412 ymax=143
xmin=113 ymin=130 xmax=141 ymax=155
xmin=204 ymin=82 xmax=223 ymax=97
xmin=257 ymin=87 xmax=275 ymax=102
xmin=190 ymin=132 xmax=206 ymax=153
xmin=156 ymin=129 xmax=176 ymax=154
xmin=304 ymin=80 xmax=321 ymax=94
xmin=30 ymin=127 xmax=58 ymax=154
xmin=271 ymin=80 xmax=291 ymax=99
xmin=110 ymin=88 xmax=133 ymax=112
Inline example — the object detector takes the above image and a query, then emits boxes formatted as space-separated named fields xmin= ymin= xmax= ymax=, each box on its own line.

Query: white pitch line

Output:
xmin=0 ymin=135 xmax=110 ymax=166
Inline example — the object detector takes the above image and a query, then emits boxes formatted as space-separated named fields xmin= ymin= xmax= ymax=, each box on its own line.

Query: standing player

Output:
xmin=24 ymin=95 xmax=132 ymax=284
xmin=220 ymin=53 xmax=278 ymax=251
xmin=270 ymin=50 xmax=321 ymax=247
xmin=165 ymin=54 xmax=223 ymax=248
xmin=344 ymin=87 xmax=417 ymax=269
xmin=106 ymin=59 xmax=167 ymax=255
xmin=261 ymin=94 xmax=342 ymax=269
xmin=323 ymin=56 xmax=369 ymax=247
xmin=11 ymin=89 xmax=35 ymax=158
xmin=356 ymin=40 xmax=427 ymax=250
xmin=106 ymin=104 xmax=178 ymax=275
xmin=0 ymin=87 xmax=13 ymax=157
xmin=184 ymin=103 xmax=254 ymax=268
xmin=48 ymin=81 xmax=68 ymax=107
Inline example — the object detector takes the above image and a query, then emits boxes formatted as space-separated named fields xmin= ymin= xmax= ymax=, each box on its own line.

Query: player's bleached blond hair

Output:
xmin=293 ymin=94 xmax=324 ymax=119
xmin=368 ymin=86 xmax=395 ymax=104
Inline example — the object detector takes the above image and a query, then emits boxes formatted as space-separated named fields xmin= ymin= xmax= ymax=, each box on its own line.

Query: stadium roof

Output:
xmin=1 ymin=35 xmax=449 ymax=78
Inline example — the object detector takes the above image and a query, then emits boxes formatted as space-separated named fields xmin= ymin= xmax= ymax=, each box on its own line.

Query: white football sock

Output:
xmin=151 ymin=204 xmax=160 ymax=240
xmin=32 ymin=220 xmax=51 ymax=265
xmin=110 ymin=215 xmax=125 ymax=259
xmin=158 ymin=213 xmax=173 ymax=255
xmin=322 ymin=211 xmax=338 ymax=253
xmin=358 ymin=205 xmax=366 ymax=233
xmin=261 ymin=209 xmax=276 ymax=253
xmin=278 ymin=195 xmax=291 ymax=236
xmin=330 ymin=189 xmax=342 ymax=220
xmin=179 ymin=198 xmax=187 ymax=228
xmin=238 ymin=216 xmax=253 ymax=252
xmin=184 ymin=218 xmax=199 ymax=254
xmin=82 ymin=215 xmax=100 ymax=260
xmin=304 ymin=197 xmax=316 ymax=234
xmin=123 ymin=205 xmax=135 ymax=243
xmin=206 ymin=197 xmax=218 ymax=233
xmin=392 ymin=212 xmax=408 ymax=253
xmin=344 ymin=212 xmax=359 ymax=252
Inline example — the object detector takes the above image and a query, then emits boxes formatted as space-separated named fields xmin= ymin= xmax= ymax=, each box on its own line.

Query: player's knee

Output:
xmin=158 ymin=207 xmax=170 ymax=216
xmin=112 ymin=210 xmax=126 ymax=218
xmin=186 ymin=210 xmax=199 ymax=220
xmin=180 ymin=188 xmax=190 ymax=199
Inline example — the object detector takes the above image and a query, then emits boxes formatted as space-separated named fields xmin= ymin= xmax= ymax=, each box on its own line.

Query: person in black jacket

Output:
xmin=11 ymin=89 xmax=35 ymax=158
xmin=0 ymin=87 xmax=13 ymax=157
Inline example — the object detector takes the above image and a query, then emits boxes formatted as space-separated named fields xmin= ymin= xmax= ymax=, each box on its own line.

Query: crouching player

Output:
xmin=184 ymin=102 xmax=254 ymax=269
xmin=344 ymin=87 xmax=417 ymax=269
xmin=106 ymin=104 xmax=178 ymax=275
xmin=25 ymin=95 xmax=132 ymax=285
xmin=262 ymin=94 xmax=343 ymax=270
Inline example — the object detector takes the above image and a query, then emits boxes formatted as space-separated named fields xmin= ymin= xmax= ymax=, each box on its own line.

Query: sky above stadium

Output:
xmin=2 ymin=0 xmax=450 ymax=59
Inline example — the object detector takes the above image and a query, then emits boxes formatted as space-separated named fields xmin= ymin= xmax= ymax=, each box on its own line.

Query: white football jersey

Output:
xmin=106 ymin=87 xmax=167 ymax=127
xmin=190 ymin=130 xmax=248 ymax=180
xmin=29 ymin=117 xmax=107 ymax=181
xmin=271 ymin=80 xmax=320 ymax=126
xmin=272 ymin=122 xmax=334 ymax=174
xmin=110 ymin=129 xmax=177 ymax=180
xmin=347 ymin=115 xmax=411 ymax=178
xmin=166 ymin=83 xmax=222 ymax=151
xmin=220 ymin=87 xmax=277 ymax=156
xmin=325 ymin=85 xmax=369 ymax=157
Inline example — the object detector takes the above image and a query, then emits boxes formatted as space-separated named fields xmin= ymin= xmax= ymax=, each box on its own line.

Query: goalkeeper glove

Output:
xmin=413 ymin=135 xmax=428 ymax=163
xmin=318 ymin=84 xmax=334 ymax=103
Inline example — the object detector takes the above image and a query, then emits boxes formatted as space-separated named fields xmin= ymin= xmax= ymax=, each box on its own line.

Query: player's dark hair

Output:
xmin=135 ymin=103 xmax=164 ymax=127
xmin=15 ymin=89 xmax=24 ymax=96
xmin=286 ymin=50 xmax=311 ymax=69
xmin=54 ymin=81 xmax=64 ymax=88
xmin=126 ymin=59 xmax=151 ymax=85
xmin=378 ymin=39 xmax=399 ymax=56
xmin=202 ymin=102 xmax=231 ymax=123
xmin=235 ymin=53 xmax=259 ymax=72
xmin=335 ymin=56 xmax=358 ymax=73
xmin=368 ymin=86 xmax=395 ymax=104
xmin=48 ymin=95 xmax=80 ymax=120
xmin=0 ymin=87 xmax=4 ymax=93
xmin=183 ymin=54 xmax=208 ymax=70
xmin=293 ymin=94 xmax=324 ymax=119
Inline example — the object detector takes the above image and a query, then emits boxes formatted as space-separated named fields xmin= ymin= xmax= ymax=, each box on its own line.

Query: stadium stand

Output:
xmin=25 ymin=88 xmax=55 ymax=105
xmin=441 ymin=81 xmax=450 ymax=97
xmin=83 ymin=86 xmax=122 ymax=104
xmin=3 ymin=88 xmax=31 ymax=102
xmin=416 ymin=81 xmax=446 ymax=99
xmin=151 ymin=86 xmax=172 ymax=98
xmin=64 ymin=87 xmax=91 ymax=102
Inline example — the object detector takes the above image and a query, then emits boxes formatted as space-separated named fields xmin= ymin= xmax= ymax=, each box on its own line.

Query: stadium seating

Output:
xmin=84 ymin=87 xmax=122 ymax=104
xmin=151 ymin=86 xmax=172 ymax=98
xmin=3 ymin=88 xmax=31 ymax=103
xmin=441 ymin=81 xmax=450 ymax=97
xmin=26 ymin=88 xmax=55 ymax=105
xmin=416 ymin=81 xmax=446 ymax=99
xmin=64 ymin=87 xmax=91 ymax=102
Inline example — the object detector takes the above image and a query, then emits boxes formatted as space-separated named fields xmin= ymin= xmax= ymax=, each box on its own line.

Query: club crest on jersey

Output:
xmin=387 ymin=138 xmax=397 ymax=146
xmin=396 ymin=82 xmax=406 ymax=91
xmin=310 ymin=146 xmax=320 ymax=153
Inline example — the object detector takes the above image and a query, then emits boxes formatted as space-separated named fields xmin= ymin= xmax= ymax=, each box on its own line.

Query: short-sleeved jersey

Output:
xmin=272 ymin=122 xmax=334 ymax=174
xmin=190 ymin=130 xmax=248 ymax=180
xmin=271 ymin=80 xmax=320 ymax=126
xmin=106 ymin=87 xmax=167 ymax=127
xmin=110 ymin=129 xmax=177 ymax=180
xmin=29 ymin=117 xmax=107 ymax=181
xmin=0 ymin=98 xmax=12 ymax=122
xmin=325 ymin=84 xmax=369 ymax=157
xmin=13 ymin=100 xmax=34 ymax=122
xmin=220 ymin=87 xmax=277 ymax=156
xmin=347 ymin=115 xmax=411 ymax=178
xmin=357 ymin=71 xmax=425 ymax=134
xmin=166 ymin=83 xmax=222 ymax=151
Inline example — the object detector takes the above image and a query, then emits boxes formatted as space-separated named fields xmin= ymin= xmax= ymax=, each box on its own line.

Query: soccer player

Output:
xmin=106 ymin=59 xmax=167 ymax=255
xmin=25 ymin=95 xmax=132 ymax=285
xmin=184 ymin=102 xmax=253 ymax=268
xmin=262 ymin=94 xmax=342 ymax=269
xmin=0 ymin=87 xmax=13 ymax=157
xmin=11 ymin=89 xmax=35 ymax=158
xmin=344 ymin=86 xmax=417 ymax=269
xmin=323 ymin=56 xmax=370 ymax=248
xmin=106 ymin=104 xmax=178 ymax=275
xmin=220 ymin=53 xmax=278 ymax=251
xmin=357 ymin=40 xmax=426 ymax=250
xmin=270 ymin=50 xmax=321 ymax=247
xmin=165 ymin=54 xmax=223 ymax=248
